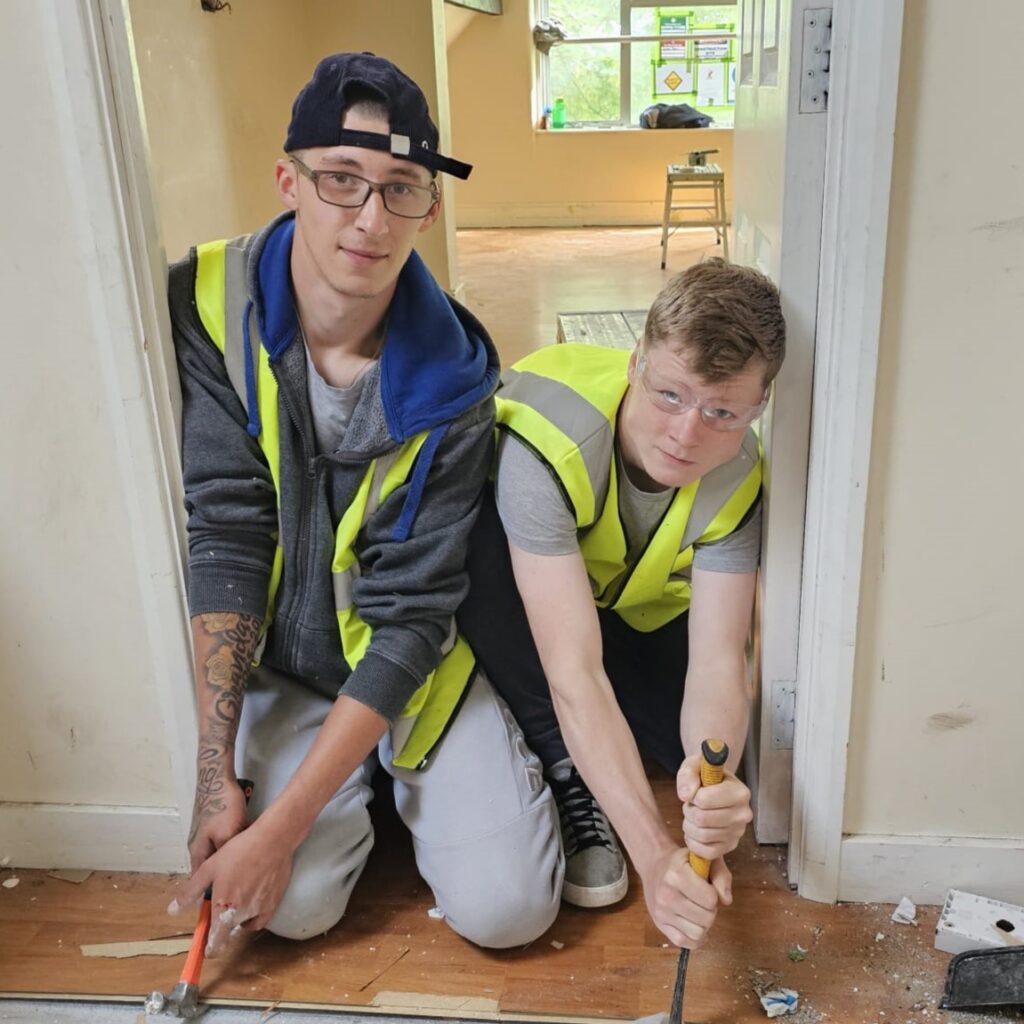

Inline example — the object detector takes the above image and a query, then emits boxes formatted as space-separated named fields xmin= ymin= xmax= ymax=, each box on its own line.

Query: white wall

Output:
xmin=840 ymin=0 xmax=1024 ymax=903
xmin=0 ymin=1 xmax=193 ymax=871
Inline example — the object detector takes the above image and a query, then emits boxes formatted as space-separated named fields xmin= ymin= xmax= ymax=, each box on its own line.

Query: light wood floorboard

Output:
xmin=2 ymin=775 xmax=1017 ymax=1023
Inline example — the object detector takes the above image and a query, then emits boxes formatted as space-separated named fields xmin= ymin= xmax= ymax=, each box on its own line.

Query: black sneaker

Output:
xmin=547 ymin=758 xmax=628 ymax=908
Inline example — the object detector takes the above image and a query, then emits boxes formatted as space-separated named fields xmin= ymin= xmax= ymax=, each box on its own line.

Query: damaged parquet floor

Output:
xmin=1 ymin=777 xmax=1020 ymax=1023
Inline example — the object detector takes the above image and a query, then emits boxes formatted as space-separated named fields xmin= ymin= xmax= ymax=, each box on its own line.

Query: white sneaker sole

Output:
xmin=561 ymin=865 xmax=629 ymax=908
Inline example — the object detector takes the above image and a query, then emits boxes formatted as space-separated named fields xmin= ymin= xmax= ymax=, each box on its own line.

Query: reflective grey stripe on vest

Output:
xmin=500 ymin=369 xmax=613 ymax=506
xmin=678 ymin=428 xmax=760 ymax=551
xmin=334 ymin=563 xmax=360 ymax=609
xmin=331 ymin=448 xmax=404 ymax=612
xmin=220 ymin=235 xmax=257 ymax=410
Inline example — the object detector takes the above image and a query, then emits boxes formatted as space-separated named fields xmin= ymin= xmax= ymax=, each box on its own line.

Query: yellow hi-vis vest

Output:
xmin=496 ymin=344 xmax=762 ymax=632
xmin=193 ymin=236 xmax=475 ymax=769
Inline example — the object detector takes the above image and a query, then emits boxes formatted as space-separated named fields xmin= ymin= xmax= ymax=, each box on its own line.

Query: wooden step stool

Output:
xmin=660 ymin=162 xmax=729 ymax=268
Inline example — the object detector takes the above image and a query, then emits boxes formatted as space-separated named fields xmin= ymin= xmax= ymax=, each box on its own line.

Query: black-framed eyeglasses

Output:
xmin=290 ymin=155 xmax=439 ymax=219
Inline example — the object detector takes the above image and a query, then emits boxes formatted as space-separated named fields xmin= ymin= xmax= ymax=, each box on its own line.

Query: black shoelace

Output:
xmin=548 ymin=767 xmax=614 ymax=855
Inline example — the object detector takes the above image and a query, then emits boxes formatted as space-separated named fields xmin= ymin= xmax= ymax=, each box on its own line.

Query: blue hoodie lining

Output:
xmin=252 ymin=216 xmax=498 ymax=443
xmin=245 ymin=214 xmax=498 ymax=541
xmin=379 ymin=251 xmax=498 ymax=442
xmin=392 ymin=423 xmax=449 ymax=542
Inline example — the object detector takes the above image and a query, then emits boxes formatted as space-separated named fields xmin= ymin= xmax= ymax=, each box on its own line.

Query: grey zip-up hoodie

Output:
xmin=168 ymin=212 xmax=499 ymax=722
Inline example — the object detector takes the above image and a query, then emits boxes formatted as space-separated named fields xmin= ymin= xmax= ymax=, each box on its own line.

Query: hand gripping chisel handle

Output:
xmin=669 ymin=739 xmax=729 ymax=1024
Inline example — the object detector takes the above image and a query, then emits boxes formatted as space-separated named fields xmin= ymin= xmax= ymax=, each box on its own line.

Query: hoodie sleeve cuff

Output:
xmin=187 ymin=562 xmax=271 ymax=621
xmin=340 ymin=650 xmax=421 ymax=723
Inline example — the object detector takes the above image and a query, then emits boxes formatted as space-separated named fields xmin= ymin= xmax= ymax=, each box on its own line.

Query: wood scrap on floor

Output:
xmin=47 ymin=869 xmax=94 ymax=885
xmin=80 ymin=937 xmax=194 ymax=959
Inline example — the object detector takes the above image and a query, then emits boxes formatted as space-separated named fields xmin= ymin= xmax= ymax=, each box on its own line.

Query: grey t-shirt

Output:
xmin=495 ymin=433 xmax=761 ymax=572
xmin=305 ymin=344 xmax=371 ymax=454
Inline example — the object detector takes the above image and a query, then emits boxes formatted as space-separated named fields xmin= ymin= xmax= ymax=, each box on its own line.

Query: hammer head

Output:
xmin=144 ymin=981 xmax=203 ymax=1018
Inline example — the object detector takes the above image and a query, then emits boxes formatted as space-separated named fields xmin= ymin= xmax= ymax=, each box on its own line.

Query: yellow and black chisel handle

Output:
xmin=669 ymin=738 xmax=730 ymax=1024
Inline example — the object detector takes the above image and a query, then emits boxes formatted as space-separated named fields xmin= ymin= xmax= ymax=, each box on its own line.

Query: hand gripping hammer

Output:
xmin=144 ymin=778 xmax=253 ymax=1018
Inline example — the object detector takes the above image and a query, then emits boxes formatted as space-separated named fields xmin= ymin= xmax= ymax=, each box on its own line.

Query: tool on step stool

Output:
xmin=144 ymin=778 xmax=253 ymax=1019
xmin=687 ymin=149 xmax=718 ymax=167
xmin=634 ymin=739 xmax=730 ymax=1024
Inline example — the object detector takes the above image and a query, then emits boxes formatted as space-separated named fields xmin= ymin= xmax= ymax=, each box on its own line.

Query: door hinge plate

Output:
xmin=800 ymin=7 xmax=832 ymax=113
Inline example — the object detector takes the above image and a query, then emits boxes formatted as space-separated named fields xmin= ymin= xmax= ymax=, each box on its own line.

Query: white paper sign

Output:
xmin=696 ymin=39 xmax=730 ymax=60
xmin=697 ymin=63 xmax=726 ymax=105
xmin=656 ymin=62 xmax=695 ymax=94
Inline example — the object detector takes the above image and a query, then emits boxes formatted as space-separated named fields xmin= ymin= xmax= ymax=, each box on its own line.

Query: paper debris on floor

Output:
xmin=80 ymin=937 xmax=194 ymax=958
xmin=550 ymin=940 xmax=565 ymax=949
xmin=2 ymin=877 xmax=19 ymax=889
xmin=426 ymin=906 xmax=445 ymax=920
xmin=891 ymin=895 xmax=918 ymax=925
xmin=760 ymin=988 xmax=799 ymax=1017
xmin=47 ymin=868 xmax=94 ymax=884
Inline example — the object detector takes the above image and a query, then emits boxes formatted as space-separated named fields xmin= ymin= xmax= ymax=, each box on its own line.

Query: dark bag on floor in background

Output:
xmin=639 ymin=103 xmax=714 ymax=129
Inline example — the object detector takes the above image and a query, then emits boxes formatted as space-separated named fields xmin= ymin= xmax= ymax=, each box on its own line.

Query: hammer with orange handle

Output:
xmin=144 ymin=778 xmax=254 ymax=1019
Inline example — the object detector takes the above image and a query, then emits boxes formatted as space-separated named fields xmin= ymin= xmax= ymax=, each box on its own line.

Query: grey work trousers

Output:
xmin=235 ymin=665 xmax=564 ymax=948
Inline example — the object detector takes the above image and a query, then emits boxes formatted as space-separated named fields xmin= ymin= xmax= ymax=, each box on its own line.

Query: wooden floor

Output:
xmin=2 ymin=775 xmax=1017 ymax=1023
xmin=3 ymin=229 xmax=1020 ymax=1023
xmin=456 ymin=226 xmax=723 ymax=364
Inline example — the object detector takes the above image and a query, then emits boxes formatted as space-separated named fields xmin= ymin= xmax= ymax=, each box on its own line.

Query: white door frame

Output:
xmin=787 ymin=0 xmax=905 ymax=902
xmin=84 ymin=0 xmax=905 ymax=892
xmin=83 ymin=0 xmax=196 ymax=860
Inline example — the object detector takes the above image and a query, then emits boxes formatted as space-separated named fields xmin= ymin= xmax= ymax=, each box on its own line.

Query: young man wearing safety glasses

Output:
xmin=458 ymin=258 xmax=785 ymax=949
xmin=166 ymin=53 xmax=562 ymax=956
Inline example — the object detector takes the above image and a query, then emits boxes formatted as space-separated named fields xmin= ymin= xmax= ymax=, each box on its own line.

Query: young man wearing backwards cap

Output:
xmin=167 ymin=52 xmax=562 ymax=954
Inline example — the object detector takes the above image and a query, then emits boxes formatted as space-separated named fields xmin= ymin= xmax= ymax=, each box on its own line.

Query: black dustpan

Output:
xmin=940 ymin=946 xmax=1024 ymax=1009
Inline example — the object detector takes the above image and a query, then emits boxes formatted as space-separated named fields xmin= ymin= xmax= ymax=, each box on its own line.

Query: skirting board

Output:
xmin=839 ymin=834 xmax=1024 ymax=906
xmin=458 ymin=202 xmax=733 ymax=230
xmin=0 ymin=802 xmax=187 ymax=873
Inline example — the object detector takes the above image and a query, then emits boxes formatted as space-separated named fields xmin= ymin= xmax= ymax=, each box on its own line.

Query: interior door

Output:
xmin=731 ymin=0 xmax=830 ymax=844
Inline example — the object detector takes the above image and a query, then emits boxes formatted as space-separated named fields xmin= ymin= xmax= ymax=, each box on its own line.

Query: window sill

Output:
xmin=534 ymin=124 xmax=733 ymax=135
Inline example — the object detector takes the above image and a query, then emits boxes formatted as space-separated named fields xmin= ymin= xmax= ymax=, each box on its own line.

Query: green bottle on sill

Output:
xmin=551 ymin=97 xmax=566 ymax=130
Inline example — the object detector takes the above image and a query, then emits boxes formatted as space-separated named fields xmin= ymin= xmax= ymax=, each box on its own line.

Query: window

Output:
xmin=538 ymin=1 xmax=739 ymax=128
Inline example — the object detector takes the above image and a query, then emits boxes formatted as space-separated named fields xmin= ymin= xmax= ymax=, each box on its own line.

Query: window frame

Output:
xmin=537 ymin=0 xmax=738 ymax=128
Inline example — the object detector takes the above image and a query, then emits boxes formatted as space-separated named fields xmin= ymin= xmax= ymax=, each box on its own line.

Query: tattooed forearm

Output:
xmin=188 ymin=611 xmax=261 ymax=846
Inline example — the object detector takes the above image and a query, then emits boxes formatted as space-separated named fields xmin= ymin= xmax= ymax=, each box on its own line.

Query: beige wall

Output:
xmin=446 ymin=0 xmax=733 ymax=227
xmin=845 ymin=0 xmax=1024 ymax=840
xmin=128 ymin=0 xmax=308 ymax=262
xmin=129 ymin=0 xmax=457 ymax=288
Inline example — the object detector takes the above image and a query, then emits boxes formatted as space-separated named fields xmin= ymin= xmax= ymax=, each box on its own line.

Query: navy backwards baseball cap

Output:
xmin=284 ymin=52 xmax=473 ymax=181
